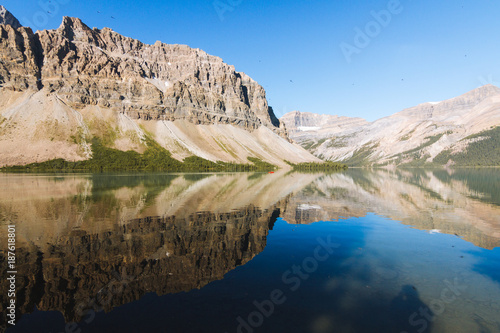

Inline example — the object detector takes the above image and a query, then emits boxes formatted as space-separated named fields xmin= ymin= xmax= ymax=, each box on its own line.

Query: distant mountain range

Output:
xmin=281 ymin=85 xmax=500 ymax=167
xmin=0 ymin=7 xmax=318 ymax=168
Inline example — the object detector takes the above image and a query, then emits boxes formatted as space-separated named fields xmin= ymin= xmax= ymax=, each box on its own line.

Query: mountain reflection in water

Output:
xmin=0 ymin=169 xmax=499 ymax=333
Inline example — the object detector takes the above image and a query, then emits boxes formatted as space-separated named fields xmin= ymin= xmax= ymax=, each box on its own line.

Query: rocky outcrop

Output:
xmin=0 ymin=9 xmax=321 ymax=167
xmin=283 ymin=85 xmax=500 ymax=166
xmin=0 ymin=24 xmax=41 ymax=90
xmin=0 ymin=5 xmax=21 ymax=28
xmin=0 ymin=15 xmax=285 ymax=135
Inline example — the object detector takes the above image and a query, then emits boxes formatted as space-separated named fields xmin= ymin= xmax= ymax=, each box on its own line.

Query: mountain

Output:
xmin=0 ymin=10 xmax=319 ymax=167
xmin=281 ymin=85 xmax=500 ymax=166
xmin=281 ymin=111 xmax=369 ymax=150
xmin=0 ymin=5 xmax=21 ymax=28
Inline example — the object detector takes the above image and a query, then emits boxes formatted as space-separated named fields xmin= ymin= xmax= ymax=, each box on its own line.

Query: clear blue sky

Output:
xmin=3 ymin=0 xmax=500 ymax=121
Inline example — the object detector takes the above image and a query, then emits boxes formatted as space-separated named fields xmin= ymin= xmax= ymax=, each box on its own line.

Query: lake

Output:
xmin=0 ymin=169 xmax=499 ymax=333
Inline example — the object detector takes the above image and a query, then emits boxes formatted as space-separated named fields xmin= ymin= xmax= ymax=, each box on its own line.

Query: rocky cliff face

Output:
xmin=0 ymin=5 xmax=21 ymax=29
xmin=0 ymin=10 xmax=319 ymax=167
xmin=1 ymin=16 xmax=282 ymax=132
xmin=282 ymin=85 xmax=500 ymax=166
xmin=0 ymin=24 xmax=41 ymax=90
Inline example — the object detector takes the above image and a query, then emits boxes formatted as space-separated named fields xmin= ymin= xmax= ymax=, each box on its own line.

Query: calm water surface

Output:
xmin=0 ymin=169 xmax=499 ymax=333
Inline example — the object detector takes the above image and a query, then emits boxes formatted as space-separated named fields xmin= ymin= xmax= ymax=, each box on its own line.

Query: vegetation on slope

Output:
xmin=285 ymin=160 xmax=348 ymax=172
xmin=300 ymin=138 xmax=327 ymax=151
xmin=342 ymin=143 xmax=379 ymax=167
xmin=401 ymin=133 xmax=445 ymax=156
xmin=384 ymin=134 xmax=446 ymax=167
xmin=247 ymin=157 xmax=277 ymax=170
xmin=433 ymin=126 xmax=500 ymax=166
xmin=298 ymin=126 xmax=499 ymax=167
xmin=1 ymin=137 xmax=277 ymax=172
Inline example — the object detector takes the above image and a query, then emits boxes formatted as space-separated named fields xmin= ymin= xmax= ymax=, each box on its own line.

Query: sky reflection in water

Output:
xmin=1 ymin=169 xmax=499 ymax=333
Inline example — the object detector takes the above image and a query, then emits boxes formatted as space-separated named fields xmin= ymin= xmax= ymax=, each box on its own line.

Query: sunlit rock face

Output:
xmin=0 ymin=6 xmax=21 ymax=28
xmin=0 ymin=15 xmax=282 ymax=133
xmin=1 ymin=11 xmax=323 ymax=167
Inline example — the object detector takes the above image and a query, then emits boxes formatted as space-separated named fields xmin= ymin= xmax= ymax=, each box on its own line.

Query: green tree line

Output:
xmin=285 ymin=160 xmax=348 ymax=172
xmin=1 ymin=138 xmax=278 ymax=173
xmin=433 ymin=127 xmax=500 ymax=166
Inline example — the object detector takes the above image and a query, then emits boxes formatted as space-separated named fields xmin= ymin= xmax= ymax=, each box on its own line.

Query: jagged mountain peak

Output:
xmin=0 ymin=5 xmax=22 ymax=29
xmin=2 ymin=13 xmax=280 ymax=132
xmin=56 ymin=16 xmax=105 ymax=45
xmin=59 ymin=16 xmax=90 ymax=31
xmin=0 ymin=11 xmax=319 ymax=167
